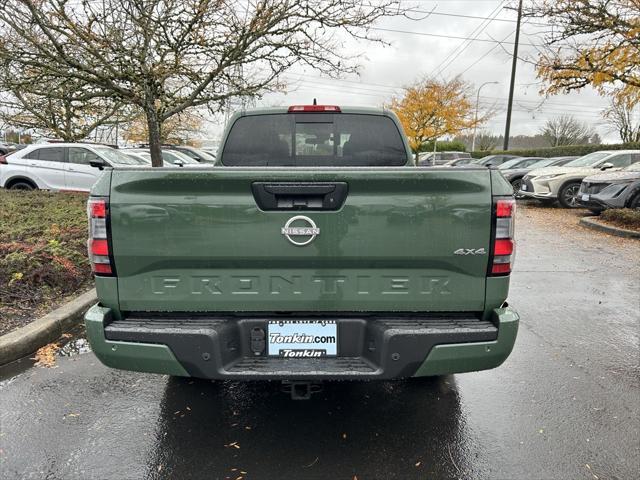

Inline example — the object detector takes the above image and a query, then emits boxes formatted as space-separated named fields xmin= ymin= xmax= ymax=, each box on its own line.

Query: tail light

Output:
xmin=288 ymin=105 xmax=341 ymax=112
xmin=87 ymin=197 xmax=114 ymax=275
xmin=490 ymin=198 xmax=515 ymax=275
xmin=0 ymin=155 xmax=7 ymax=164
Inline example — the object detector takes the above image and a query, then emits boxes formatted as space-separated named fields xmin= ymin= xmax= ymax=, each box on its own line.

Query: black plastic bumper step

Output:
xmin=104 ymin=314 xmax=497 ymax=380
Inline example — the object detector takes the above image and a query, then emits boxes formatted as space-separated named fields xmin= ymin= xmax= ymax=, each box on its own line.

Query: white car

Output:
xmin=0 ymin=143 xmax=145 ymax=192
xmin=519 ymin=150 xmax=640 ymax=208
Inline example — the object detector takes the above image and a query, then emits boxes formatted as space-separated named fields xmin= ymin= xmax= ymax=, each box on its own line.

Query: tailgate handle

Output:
xmin=252 ymin=182 xmax=348 ymax=211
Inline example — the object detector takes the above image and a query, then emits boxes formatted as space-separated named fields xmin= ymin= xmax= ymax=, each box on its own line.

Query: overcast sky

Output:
xmin=204 ymin=0 xmax=619 ymax=144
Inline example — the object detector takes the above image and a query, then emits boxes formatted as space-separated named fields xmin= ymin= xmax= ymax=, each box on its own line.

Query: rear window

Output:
xmin=221 ymin=113 xmax=407 ymax=166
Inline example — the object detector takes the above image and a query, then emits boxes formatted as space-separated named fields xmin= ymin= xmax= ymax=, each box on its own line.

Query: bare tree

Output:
xmin=476 ymin=130 xmax=499 ymax=152
xmin=540 ymin=115 xmax=596 ymax=147
xmin=122 ymin=109 xmax=204 ymax=145
xmin=603 ymin=98 xmax=640 ymax=143
xmin=0 ymin=74 xmax=132 ymax=142
xmin=0 ymin=0 xmax=403 ymax=166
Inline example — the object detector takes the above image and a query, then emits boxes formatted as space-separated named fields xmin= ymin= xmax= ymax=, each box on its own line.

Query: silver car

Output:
xmin=519 ymin=150 xmax=640 ymax=208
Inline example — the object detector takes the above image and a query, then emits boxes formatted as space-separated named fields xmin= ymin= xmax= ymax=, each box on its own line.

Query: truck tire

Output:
xmin=8 ymin=179 xmax=36 ymax=190
xmin=558 ymin=181 xmax=582 ymax=208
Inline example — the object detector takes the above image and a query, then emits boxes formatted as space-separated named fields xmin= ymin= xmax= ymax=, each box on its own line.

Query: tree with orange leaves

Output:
xmin=527 ymin=0 xmax=639 ymax=104
xmin=389 ymin=77 xmax=490 ymax=159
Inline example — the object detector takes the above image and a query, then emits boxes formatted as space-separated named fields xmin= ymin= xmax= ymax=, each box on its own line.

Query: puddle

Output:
xmin=57 ymin=324 xmax=92 ymax=357
xmin=0 ymin=323 xmax=90 ymax=383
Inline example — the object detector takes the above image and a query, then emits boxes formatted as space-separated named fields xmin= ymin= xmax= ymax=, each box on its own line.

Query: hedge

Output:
xmin=470 ymin=142 xmax=640 ymax=159
xmin=418 ymin=141 xmax=467 ymax=153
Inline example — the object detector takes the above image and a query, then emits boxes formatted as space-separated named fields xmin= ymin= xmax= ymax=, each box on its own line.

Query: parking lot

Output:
xmin=0 ymin=203 xmax=638 ymax=479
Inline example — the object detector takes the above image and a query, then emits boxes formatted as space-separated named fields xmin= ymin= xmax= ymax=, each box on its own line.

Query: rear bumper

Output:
xmin=85 ymin=306 xmax=519 ymax=380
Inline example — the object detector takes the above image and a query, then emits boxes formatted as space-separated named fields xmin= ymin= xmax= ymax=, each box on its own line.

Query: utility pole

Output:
xmin=503 ymin=0 xmax=523 ymax=151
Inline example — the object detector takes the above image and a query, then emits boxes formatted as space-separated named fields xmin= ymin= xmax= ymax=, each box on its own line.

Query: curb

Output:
xmin=0 ymin=289 xmax=97 ymax=366
xmin=579 ymin=217 xmax=640 ymax=239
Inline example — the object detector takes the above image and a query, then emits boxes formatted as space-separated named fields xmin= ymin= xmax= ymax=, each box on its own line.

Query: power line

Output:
xmin=286 ymin=80 xmax=607 ymax=118
xmin=430 ymin=1 xmax=507 ymax=79
xmin=405 ymin=8 xmax=549 ymax=27
xmin=457 ymin=27 xmax=517 ymax=76
xmin=282 ymin=73 xmax=609 ymax=112
xmin=370 ymin=27 xmax=538 ymax=46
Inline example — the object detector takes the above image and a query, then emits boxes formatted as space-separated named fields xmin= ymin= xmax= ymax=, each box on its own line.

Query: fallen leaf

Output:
xmin=34 ymin=342 xmax=61 ymax=367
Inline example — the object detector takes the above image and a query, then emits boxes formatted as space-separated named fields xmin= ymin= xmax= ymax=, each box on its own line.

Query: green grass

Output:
xmin=599 ymin=208 xmax=640 ymax=231
xmin=0 ymin=189 xmax=93 ymax=332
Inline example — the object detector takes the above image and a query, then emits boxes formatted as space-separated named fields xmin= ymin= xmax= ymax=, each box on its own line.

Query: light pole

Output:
xmin=472 ymin=81 xmax=498 ymax=152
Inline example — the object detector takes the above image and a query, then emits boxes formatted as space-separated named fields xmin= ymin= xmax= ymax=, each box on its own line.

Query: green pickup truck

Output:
xmin=84 ymin=105 xmax=519 ymax=397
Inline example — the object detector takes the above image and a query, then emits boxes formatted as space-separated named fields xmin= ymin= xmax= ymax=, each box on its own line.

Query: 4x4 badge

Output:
xmin=281 ymin=215 xmax=320 ymax=246
xmin=453 ymin=248 xmax=487 ymax=255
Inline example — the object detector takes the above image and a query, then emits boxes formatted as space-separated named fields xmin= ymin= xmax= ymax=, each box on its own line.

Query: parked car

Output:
xmin=123 ymin=150 xmax=171 ymax=166
xmin=543 ymin=156 xmax=579 ymax=167
xmin=201 ymin=147 xmax=219 ymax=157
xmin=579 ymin=162 xmax=640 ymax=211
xmin=168 ymin=145 xmax=216 ymax=163
xmin=472 ymin=154 xmax=519 ymax=168
xmin=418 ymin=151 xmax=471 ymax=166
xmin=123 ymin=148 xmax=201 ymax=166
xmin=442 ymin=157 xmax=475 ymax=167
xmin=0 ymin=143 xmax=14 ymax=155
xmin=519 ymin=150 xmax=640 ymax=208
xmin=500 ymin=157 xmax=575 ymax=196
xmin=84 ymin=104 xmax=519 ymax=399
xmin=0 ymin=143 xmax=145 ymax=192
xmin=498 ymin=157 xmax=545 ymax=170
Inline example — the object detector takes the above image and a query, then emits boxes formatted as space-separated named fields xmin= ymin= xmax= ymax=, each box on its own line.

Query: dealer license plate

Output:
xmin=582 ymin=194 xmax=590 ymax=202
xmin=268 ymin=320 xmax=337 ymax=357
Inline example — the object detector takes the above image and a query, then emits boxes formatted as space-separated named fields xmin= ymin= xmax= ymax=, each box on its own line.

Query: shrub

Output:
xmin=599 ymin=208 xmax=640 ymax=231
xmin=419 ymin=140 xmax=467 ymax=153
xmin=470 ymin=142 xmax=640 ymax=159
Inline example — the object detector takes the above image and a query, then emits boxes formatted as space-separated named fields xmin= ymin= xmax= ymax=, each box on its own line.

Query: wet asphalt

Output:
xmin=1 ymin=205 xmax=639 ymax=480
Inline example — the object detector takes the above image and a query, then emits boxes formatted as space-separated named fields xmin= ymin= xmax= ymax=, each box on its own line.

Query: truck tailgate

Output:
xmin=109 ymin=168 xmax=492 ymax=312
